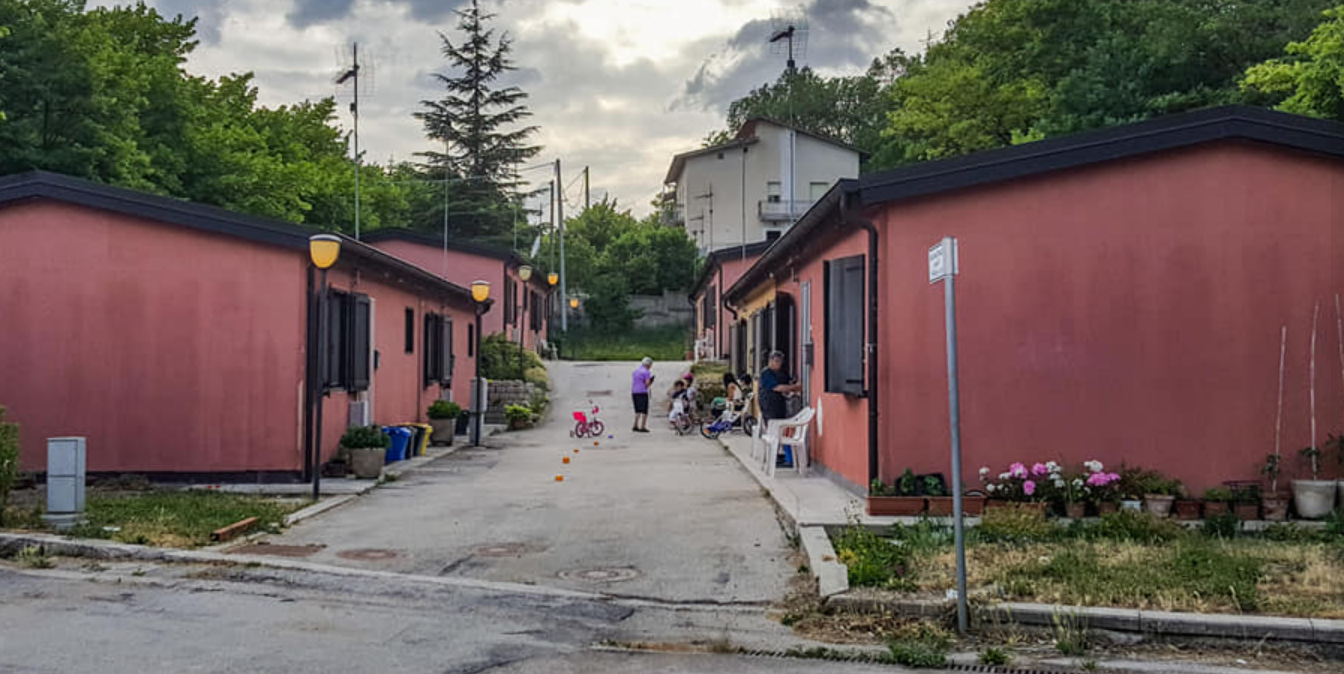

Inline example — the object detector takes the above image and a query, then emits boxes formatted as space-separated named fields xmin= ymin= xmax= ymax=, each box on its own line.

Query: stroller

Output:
xmin=700 ymin=389 xmax=756 ymax=439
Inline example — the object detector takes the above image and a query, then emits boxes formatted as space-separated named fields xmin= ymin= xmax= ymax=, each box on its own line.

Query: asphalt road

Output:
xmin=0 ymin=563 xmax=900 ymax=674
xmin=260 ymin=360 xmax=793 ymax=603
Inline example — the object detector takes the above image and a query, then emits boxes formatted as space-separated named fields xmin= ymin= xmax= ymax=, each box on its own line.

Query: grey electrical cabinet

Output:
xmin=44 ymin=437 xmax=86 ymax=529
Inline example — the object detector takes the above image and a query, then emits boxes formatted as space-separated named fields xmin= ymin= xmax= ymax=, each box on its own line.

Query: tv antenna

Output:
xmin=334 ymin=42 xmax=376 ymax=239
xmin=768 ymin=6 xmax=808 ymax=72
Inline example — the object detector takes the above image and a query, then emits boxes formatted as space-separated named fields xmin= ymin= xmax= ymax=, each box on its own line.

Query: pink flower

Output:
xmin=1032 ymin=462 xmax=1049 ymax=476
xmin=1086 ymin=473 xmax=1107 ymax=487
xmin=1023 ymin=480 xmax=1037 ymax=496
xmin=1009 ymin=462 xmax=1028 ymax=479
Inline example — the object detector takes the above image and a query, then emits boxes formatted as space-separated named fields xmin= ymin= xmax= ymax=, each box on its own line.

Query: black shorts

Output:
xmin=632 ymin=393 xmax=650 ymax=415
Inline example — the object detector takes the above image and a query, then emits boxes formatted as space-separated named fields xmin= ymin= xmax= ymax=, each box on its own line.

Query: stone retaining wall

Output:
xmin=486 ymin=380 xmax=538 ymax=424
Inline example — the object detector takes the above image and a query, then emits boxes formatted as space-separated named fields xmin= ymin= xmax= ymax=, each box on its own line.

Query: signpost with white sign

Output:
xmin=929 ymin=236 xmax=969 ymax=634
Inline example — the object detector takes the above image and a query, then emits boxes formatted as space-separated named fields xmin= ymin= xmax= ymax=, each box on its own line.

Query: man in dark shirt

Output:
xmin=758 ymin=351 xmax=801 ymax=424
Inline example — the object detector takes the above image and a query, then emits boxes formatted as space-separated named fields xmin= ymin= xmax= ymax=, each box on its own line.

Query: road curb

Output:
xmin=825 ymin=594 xmax=1344 ymax=645
xmin=798 ymin=527 xmax=848 ymax=598
xmin=283 ymin=494 xmax=358 ymax=526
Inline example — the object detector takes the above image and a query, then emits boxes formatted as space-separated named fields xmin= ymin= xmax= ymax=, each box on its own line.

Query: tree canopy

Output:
xmin=1242 ymin=5 xmax=1344 ymax=121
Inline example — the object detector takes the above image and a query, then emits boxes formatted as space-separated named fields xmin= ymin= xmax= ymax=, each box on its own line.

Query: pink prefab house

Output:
xmin=0 ymin=172 xmax=483 ymax=479
xmin=724 ymin=107 xmax=1344 ymax=495
xmin=689 ymin=241 xmax=772 ymax=361
xmin=362 ymin=228 xmax=550 ymax=352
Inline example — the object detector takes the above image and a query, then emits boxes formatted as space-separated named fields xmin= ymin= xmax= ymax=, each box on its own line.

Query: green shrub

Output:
xmin=1201 ymin=512 xmax=1240 ymax=539
xmin=888 ymin=639 xmax=947 ymax=668
xmin=427 ymin=400 xmax=461 ymax=419
xmin=979 ymin=647 xmax=1011 ymax=666
xmin=696 ymin=381 xmax=726 ymax=409
xmin=1083 ymin=510 xmax=1185 ymax=544
xmin=832 ymin=526 xmax=914 ymax=590
xmin=975 ymin=505 xmax=1058 ymax=543
xmin=563 ymin=325 xmax=689 ymax=361
xmin=1262 ymin=523 xmax=1323 ymax=543
xmin=1326 ymin=509 xmax=1344 ymax=538
xmin=0 ymin=406 xmax=19 ymax=527
xmin=523 ymin=366 xmax=550 ymax=392
xmin=504 ymin=404 xmax=533 ymax=427
xmin=529 ymin=390 xmax=549 ymax=417
xmin=479 ymin=332 xmax=545 ymax=380
xmin=340 ymin=425 xmax=388 ymax=449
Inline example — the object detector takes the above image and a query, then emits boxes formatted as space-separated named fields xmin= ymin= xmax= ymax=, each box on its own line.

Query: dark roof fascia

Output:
xmin=723 ymin=181 xmax=854 ymax=304
xmin=0 ymin=170 xmax=475 ymax=306
xmin=690 ymin=240 xmax=777 ymax=299
xmin=664 ymin=137 xmax=760 ymax=185
xmin=856 ymin=106 xmax=1344 ymax=207
xmin=359 ymin=227 xmax=524 ymax=265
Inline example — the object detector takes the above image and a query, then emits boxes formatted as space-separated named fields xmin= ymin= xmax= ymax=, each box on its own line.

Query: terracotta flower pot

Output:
xmin=1063 ymin=502 xmax=1086 ymax=519
xmin=962 ymin=495 xmax=986 ymax=516
xmin=1172 ymin=499 xmax=1202 ymax=520
xmin=1097 ymin=501 xmax=1119 ymax=515
xmin=1203 ymin=501 xmax=1230 ymax=517
xmin=1261 ymin=494 xmax=1290 ymax=522
xmin=926 ymin=497 xmax=953 ymax=516
xmin=1144 ymin=494 xmax=1175 ymax=518
xmin=1233 ymin=502 xmax=1260 ymax=521
xmin=985 ymin=500 xmax=1047 ymax=516
xmin=867 ymin=496 xmax=926 ymax=516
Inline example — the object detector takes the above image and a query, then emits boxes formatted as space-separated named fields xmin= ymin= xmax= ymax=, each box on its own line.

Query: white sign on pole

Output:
xmin=928 ymin=237 xmax=958 ymax=283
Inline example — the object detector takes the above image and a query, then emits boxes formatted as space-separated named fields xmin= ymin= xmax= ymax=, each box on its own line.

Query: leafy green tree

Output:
xmin=415 ymin=0 xmax=540 ymax=240
xmin=1242 ymin=5 xmax=1344 ymax=121
xmin=584 ymin=271 xmax=639 ymax=333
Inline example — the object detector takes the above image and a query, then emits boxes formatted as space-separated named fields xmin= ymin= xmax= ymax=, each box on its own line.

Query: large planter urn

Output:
xmin=1291 ymin=480 xmax=1337 ymax=520
xmin=429 ymin=418 xmax=456 ymax=446
xmin=1144 ymin=494 xmax=1175 ymax=518
xmin=349 ymin=447 xmax=385 ymax=480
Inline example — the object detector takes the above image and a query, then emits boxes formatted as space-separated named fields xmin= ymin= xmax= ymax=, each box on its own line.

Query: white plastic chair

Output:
xmin=763 ymin=407 xmax=815 ymax=477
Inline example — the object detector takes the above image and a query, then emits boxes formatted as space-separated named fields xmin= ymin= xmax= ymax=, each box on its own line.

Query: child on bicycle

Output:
xmin=669 ymin=377 xmax=693 ymax=426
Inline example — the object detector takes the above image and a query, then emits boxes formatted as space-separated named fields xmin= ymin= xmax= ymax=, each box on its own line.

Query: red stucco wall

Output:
xmin=870 ymin=142 xmax=1343 ymax=492
xmin=0 ymin=201 xmax=307 ymax=472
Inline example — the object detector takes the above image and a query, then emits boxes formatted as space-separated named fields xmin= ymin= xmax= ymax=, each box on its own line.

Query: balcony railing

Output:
xmin=758 ymin=199 xmax=815 ymax=222
xmin=663 ymin=204 xmax=686 ymax=226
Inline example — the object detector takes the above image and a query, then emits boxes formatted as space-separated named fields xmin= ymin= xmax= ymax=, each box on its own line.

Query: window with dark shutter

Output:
xmin=441 ymin=317 xmax=454 ymax=385
xmin=824 ymin=255 xmax=865 ymax=395
xmin=704 ymin=287 xmax=716 ymax=329
xmin=404 ymin=308 xmax=414 ymax=354
xmin=325 ymin=291 xmax=349 ymax=389
xmin=530 ymin=292 xmax=542 ymax=331
xmin=504 ymin=278 xmax=514 ymax=325
xmin=349 ymin=294 xmax=372 ymax=391
xmin=467 ymin=323 xmax=475 ymax=357
xmin=424 ymin=313 xmax=438 ymax=388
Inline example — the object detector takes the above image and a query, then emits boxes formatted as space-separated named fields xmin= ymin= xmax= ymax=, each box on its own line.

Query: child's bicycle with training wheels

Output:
xmin=700 ymin=393 xmax=756 ymax=439
xmin=570 ymin=404 xmax=605 ymax=439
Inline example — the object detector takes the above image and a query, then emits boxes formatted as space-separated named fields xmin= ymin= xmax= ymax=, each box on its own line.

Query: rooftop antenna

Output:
xmin=767 ymin=7 xmax=808 ymax=226
xmin=334 ymin=42 xmax=376 ymax=240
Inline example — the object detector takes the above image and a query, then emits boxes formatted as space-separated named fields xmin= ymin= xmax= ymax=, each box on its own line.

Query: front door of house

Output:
xmin=800 ymin=281 xmax=812 ymax=404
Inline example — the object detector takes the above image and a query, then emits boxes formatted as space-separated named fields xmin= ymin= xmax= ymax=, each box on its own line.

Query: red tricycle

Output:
xmin=570 ymin=404 xmax=605 ymax=439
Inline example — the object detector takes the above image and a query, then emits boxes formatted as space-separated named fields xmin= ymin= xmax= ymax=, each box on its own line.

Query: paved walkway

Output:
xmin=255 ymin=360 xmax=794 ymax=604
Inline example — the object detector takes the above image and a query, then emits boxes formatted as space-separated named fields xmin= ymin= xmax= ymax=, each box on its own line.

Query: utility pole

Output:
xmin=583 ymin=166 xmax=590 ymax=211
xmin=556 ymin=159 xmax=568 ymax=332
xmin=335 ymin=43 xmax=362 ymax=239
xmin=443 ymin=142 xmax=450 ymax=277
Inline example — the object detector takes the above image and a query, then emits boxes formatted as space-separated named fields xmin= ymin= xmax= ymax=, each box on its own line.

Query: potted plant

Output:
xmin=1057 ymin=470 xmax=1088 ymax=519
xmin=1231 ymin=484 xmax=1261 ymax=521
xmin=1080 ymin=461 xmax=1121 ymax=514
xmin=1172 ymin=493 xmax=1202 ymax=520
xmin=1142 ymin=473 xmax=1182 ymax=518
xmin=1260 ymin=454 xmax=1290 ymax=522
xmin=504 ymin=404 xmax=533 ymax=431
xmin=867 ymin=469 xmax=926 ymax=516
xmin=923 ymin=475 xmax=952 ymax=515
xmin=427 ymin=400 xmax=462 ymax=446
xmin=342 ymin=425 xmax=389 ymax=479
xmin=1203 ymin=487 xmax=1233 ymax=517
xmin=979 ymin=462 xmax=1048 ymax=514
xmin=1293 ymin=445 xmax=1336 ymax=519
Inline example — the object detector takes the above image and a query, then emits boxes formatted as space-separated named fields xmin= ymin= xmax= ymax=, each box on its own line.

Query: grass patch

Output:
xmin=560 ymin=325 xmax=690 ymax=361
xmin=831 ymin=510 xmax=1344 ymax=618
xmin=46 ymin=490 xmax=303 ymax=548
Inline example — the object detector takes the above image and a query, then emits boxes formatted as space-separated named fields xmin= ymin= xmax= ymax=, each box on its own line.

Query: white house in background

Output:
xmin=663 ymin=118 xmax=862 ymax=251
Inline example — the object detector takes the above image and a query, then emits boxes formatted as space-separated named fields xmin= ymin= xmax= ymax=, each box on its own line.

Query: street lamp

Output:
xmin=569 ymin=297 xmax=579 ymax=309
xmin=308 ymin=234 xmax=341 ymax=501
xmin=545 ymin=272 xmax=559 ymax=349
xmin=517 ymin=265 xmax=533 ymax=379
xmin=469 ymin=280 xmax=490 ymax=446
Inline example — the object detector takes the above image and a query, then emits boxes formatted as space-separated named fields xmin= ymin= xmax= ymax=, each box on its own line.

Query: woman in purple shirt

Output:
xmin=631 ymin=356 xmax=654 ymax=433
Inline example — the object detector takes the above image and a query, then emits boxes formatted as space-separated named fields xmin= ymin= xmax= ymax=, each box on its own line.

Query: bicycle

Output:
xmin=700 ymin=393 xmax=756 ymax=439
xmin=570 ymin=404 xmax=605 ymax=439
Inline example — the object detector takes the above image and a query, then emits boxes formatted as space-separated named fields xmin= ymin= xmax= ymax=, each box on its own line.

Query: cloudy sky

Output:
xmin=107 ymin=0 xmax=973 ymax=217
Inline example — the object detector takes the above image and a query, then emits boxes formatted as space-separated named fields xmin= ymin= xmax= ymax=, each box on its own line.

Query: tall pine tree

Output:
xmin=415 ymin=0 xmax=540 ymax=242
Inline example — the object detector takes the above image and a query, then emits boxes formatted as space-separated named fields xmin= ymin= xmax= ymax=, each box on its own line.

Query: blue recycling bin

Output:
xmin=382 ymin=426 xmax=412 ymax=463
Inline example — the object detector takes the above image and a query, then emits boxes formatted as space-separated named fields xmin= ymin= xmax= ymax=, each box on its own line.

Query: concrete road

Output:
xmin=260 ymin=360 xmax=794 ymax=603
xmin=0 ymin=563 xmax=900 ymax=674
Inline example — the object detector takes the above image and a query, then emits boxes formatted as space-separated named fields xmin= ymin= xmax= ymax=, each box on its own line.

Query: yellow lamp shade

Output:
xmin=470 ymin=280 xmax=491 ymax=303
xmin=518 ymin=264 xmax=533 ymax=282
xmin=569 ymin=297 xmax=579 ymax=309
xmin=547 ymin=272 xmax=559 ymax=287
xmin=309 ymin=234 xmax=342 ymax=270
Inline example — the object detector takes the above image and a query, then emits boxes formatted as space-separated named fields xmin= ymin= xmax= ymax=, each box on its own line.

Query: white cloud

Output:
xmin=117 ymin=0 xmax=972 ymax=218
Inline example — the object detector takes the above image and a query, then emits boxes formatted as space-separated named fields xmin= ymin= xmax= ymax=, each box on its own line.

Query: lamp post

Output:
xmin=546 ymin=272 xmax=559 ymax=355
xmin=517 ymin=265 xmax=532 ymax=379
xmin=470 ymin=280 xmax=490 ymax=447
xmin=569 ymin=297 xmax=579 ymax=310
xmin=308 ymin=234 xmax=341 ymax=501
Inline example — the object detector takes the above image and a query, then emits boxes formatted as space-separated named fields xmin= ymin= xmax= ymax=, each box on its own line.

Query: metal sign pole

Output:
xmin=930 ymin=237 xmax=967 ymax=634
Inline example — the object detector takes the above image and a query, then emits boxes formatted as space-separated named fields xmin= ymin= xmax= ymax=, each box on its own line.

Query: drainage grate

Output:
xmin=733 ymin=649 xmax=1077 ymax=674
xmin=474 ymin=543 xmax=541 ymax=557
xmin=584 ymin=390 xmax=613 ymax=397
xmin=335 ymin=548 xmax=399 ymax=561
xmin=227 ymin=544 xmax=324 ymax=558
xmin=557 ymin=567 xmax=640 ymax=583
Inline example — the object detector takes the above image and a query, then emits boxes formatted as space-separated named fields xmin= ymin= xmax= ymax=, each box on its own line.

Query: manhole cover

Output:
xmin=228 ymin=544 xmax=324 ymax=557
xmin=584 ymin=390 xmax=613 ymax=397
xmin=557 ymin=567 xmax=640 ymax=583
xmin=336 ymin=548 xmax=399 ymax=561
xmin=474 ymin=543 xmax=536 ymax=557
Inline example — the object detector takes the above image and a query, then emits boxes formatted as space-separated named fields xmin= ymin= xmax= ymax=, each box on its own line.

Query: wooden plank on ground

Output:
xmin=210 ymin=517 xmax=259 ymax=543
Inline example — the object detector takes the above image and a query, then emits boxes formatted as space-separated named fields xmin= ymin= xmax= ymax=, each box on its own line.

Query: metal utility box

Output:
xmin=44 ymin=437 xmax=86 ymax=529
